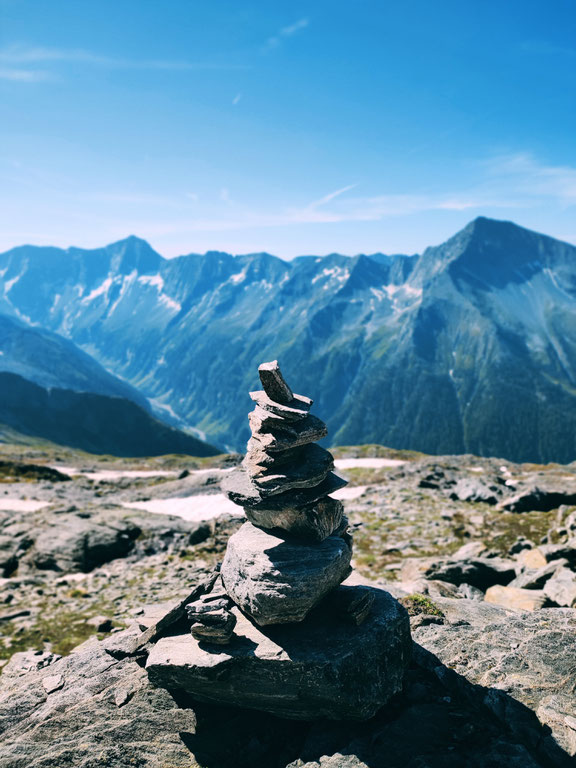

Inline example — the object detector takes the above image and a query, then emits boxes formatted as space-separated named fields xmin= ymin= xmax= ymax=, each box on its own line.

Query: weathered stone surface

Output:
xmin=244 ymin=497 xmax=344 ymax=542
xmin=249 ymin=444 xmax=334 ymax=496
xmin=249 ymin=390 xmax=312 ymax=421
xmin=247 ymin=412 xmax=328 ymax=453
xmin=413 ymin=598 xmax=576 ymax=765
xmin=222 ymin=468 xmax=347 ymax=510
xmin=508 ymin=558 xmax=568 ymax=589
xmin=146 ymin=585 xmax=410 ymax=720
xmin=221 ymin=522 xmax=352 ymax=625
xmin=33 ymin=515 xmax=140 ymax=572
xmin=0 ymin=637 xmax=197 ymax=768
xmin=401 ymin=556 xmax=516 ymax=590
xmin=258 ymin=360 xmax=294 ymax=403
xmin=484 ymin=584 xmax=547 ymax=611
xmin=543 ymin=567 xmax=576 ymax=607
xmin=449 ymin=477 xmax=501 ymax=504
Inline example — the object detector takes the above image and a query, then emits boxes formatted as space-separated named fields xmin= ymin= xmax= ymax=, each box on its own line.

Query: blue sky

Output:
xmin=1 ymin=0 xmax=575 ymax=258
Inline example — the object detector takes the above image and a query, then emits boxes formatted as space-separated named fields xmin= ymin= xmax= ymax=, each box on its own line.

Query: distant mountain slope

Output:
xmin=1 ymin=218 xmax=575 ymax=463
xmin=0 ymin=372 xmax=219 ymax=457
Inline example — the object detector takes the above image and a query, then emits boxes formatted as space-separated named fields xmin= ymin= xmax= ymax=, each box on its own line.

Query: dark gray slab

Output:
xmin=146 ymin=585 xmax=411 ymax=720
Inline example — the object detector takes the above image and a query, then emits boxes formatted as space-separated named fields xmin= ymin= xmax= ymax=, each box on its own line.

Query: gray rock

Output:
xmin=499 ymin=486 xmax=576 ymax=513
xmin=190 ymin=607 xmax=237 ymax=645
xmin=249 ymin=390 xmax=312 ymax=420
xmin=33 ymin=515 xmax=140 ymax=572
xmin=258 ymin=360 xmax=294 ymax=403
xmin=401 ymin=556 xmax=516 ymax=590
xmin=244 ymin=496 xmax=344 ymax=542
xmin=247 ymin=413 xmax=328 ymax=453
xmin=449 ymin=477 xmax=501 ymax=504
xmin=222 ymin=469 xmax=347 ymax=510
xmin=146 ymin=586 xmax=410 ymax=720
xmin=508 ymin=559 xmax=568 ymax=589
xmin=41 ymin=674 xmax=64 ymax=694
xmin=249 ymin=444 xmax=334 ymax=496
xmin=543 ymin=567 xmax=576 ymax=607
xmin=0 ymin=638 xmax=197 ymax=767
xmin=413 ymin=598 xmax=576 ymax=765
xmin=221 ymin=522 xmax=352 ymax=625
xmin=1 ymin=650 xmax=61 ymax=679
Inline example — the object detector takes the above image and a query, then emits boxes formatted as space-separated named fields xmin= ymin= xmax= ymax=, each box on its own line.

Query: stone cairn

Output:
xmin=146 ymin=360 xmax=411 ymax=720
xmin=186 ymin=360 xmax=354 ymax=638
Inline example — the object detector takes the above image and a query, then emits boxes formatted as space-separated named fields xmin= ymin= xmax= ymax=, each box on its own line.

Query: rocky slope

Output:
xmin=1 ymin=218 xmax=575 ymax=462
xmin=0 ymin=313 xmax=218 ymax=457
xmin=1 ymin=442 xmax=576 ymax=766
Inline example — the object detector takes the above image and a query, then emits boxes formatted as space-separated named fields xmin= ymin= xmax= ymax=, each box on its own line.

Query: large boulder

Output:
xmin=413 ymin=597 xmax=576 ymax=766
xmin=146 ymin=585 xmax=411 ymax=720
xmin=221 ymin=522 xmax=352 ymax=625
xmin=0 ymin=636 xmax=197 ymax=768
xmin=32 ymin=514 xmax=140 ymax=572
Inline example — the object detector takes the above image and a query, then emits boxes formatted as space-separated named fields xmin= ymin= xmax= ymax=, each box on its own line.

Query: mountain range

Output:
xmin=1 ymin=217 xmax=575 ymax=463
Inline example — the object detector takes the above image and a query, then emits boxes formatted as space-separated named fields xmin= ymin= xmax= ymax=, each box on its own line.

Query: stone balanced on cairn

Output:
xmin=146 ymin=361 xmax=411 ymax=720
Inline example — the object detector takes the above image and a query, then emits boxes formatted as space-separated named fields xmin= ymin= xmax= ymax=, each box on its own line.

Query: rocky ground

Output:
xmin=1 ymin=440 xmax=576 ymax=767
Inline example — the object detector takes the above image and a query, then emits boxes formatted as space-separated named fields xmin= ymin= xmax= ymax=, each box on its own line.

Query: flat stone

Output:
xmin=244 ymin=497 xmax=344 ymax=542
xmin=543 ymin=567 xmax=576 ymax=607
xmin=221 ymin=522 xmax=352 ymax=625
xmin=42 ymin=674 xmax=64 ymax=694
xmin=242 ymin=440 xmax=301 ymax=474
xmin=249 ymin=444 xmax=334 ymax=496
xmin=249 ymin=390 xmax=312 ymax=421
xmin=258 ymin=360 xmax=294 ymax=403
xmin=146 ymin=586 xmax=411 ymax=720
xmin=222 ymin=469 xmax=347 ymax=510
xmin=485 ymin=585 xmax=547 ymax=611
xmin=190 ymin=608 xmax=237 ymax=645
xmin=248 ymin=412 xmax=328 ymax=453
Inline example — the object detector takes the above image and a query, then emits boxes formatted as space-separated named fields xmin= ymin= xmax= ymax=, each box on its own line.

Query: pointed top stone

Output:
xmin=258 ymin=360 xmax=294 ymax=404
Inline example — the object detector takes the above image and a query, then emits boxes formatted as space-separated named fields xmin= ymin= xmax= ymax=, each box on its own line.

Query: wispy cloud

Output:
xmin=483 ymin=153 xmax=576 ymax=207
xmin=232 ymin=92 xmax=242 ymax=106
xmin=0 ymin=44 xmax=250 ymax=76
xmin=263 ymin=18 xmax=309 ymax=52
xmin=308 ymin=184 xmax=358 ymax=208
xmin=0 ymin=67 xmax=52 ymax=82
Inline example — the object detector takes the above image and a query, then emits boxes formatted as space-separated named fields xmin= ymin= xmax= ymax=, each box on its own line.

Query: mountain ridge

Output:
xmin=1 ymin=217 xmax=575 ymax=462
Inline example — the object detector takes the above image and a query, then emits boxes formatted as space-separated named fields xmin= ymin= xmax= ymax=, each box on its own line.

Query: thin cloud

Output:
xmin=484 ymin=153 xmax=576 ymax=206
xmin=309 ymin=184 xmax=358 ymax=208
xmin=0 ymin=44 xmax=250 ymax=72
xmin=0 ymin=67 xmax=52 ymax=82
xmin=263 ymin=18 xmax=309 ymax=52
xmin=232 ymin=92 xmax=242 ymax=105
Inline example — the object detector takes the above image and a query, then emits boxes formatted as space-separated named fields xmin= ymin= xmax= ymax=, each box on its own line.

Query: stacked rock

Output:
xmin=220 ymin=360 xmax=353 ymax=626
xmin=146 ymin=360 xmax=412 ymax=721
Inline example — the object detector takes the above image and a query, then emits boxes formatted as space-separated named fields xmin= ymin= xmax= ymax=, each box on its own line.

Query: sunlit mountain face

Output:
xmin=1 ymin=217 xmax=575 ymax=463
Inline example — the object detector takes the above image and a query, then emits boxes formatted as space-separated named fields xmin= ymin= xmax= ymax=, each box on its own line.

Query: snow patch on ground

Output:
xmin=122 ymin=494 xmax=241 ymax=522
xmin=331 ymin=485 xmax=368 ymax=501
xmin=82 ymin=276 xmax=114 ymax=303
xmin=229 ymin=269 xmax=247 ymax=285
xmin=334 ymin=458 xmax=406 ymax=469
xmin=0 ymin=499 xmax=50 ymax=512
xmin=50 ymin=466 xmax=179 ymax=481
